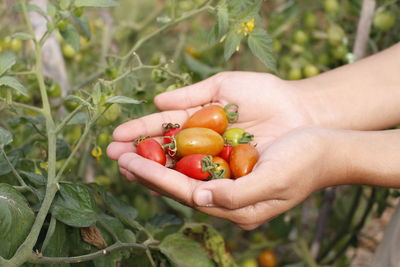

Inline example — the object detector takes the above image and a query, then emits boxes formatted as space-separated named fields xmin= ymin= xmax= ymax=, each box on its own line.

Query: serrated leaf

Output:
xmin=61 ymin=25 xmax=80 ymax=51
xmin=102 ymin=192 xmax=138 ymax=226
xmin=0 ymin=127 xmax=13 ymax=148
xmin=74 ymin=0 xmax=119 ymax=8
xmin=247 ymin=28 xmax=277 ymax=73
xmin=43 ymin=220 xmax=70 ymax=267
xmin=160 ymin=233 xmax=215 ymax=267
xmin=19 ymin=171 xmax=46 ymax=186
xmin=106 ymin=96 xmax=144 ymax=105
xmin=11 ymin=32 xmax=33 ymax=41
xmin=0 ymin=52 xmax=16 ymax=77
xmin=56 ymin=139 xmax=71 ymax=161
xmin=0 ymin=183 xmax=35 ymax=259
xmin=217 ymin=5 xmax=229 ymax=39
xmin=224 ymin=31 xmax=243 ymax=61
xmin=97 ymin=213 xmax=136 ymax=243
xmin=0 ymin=76 xmax=28 ymax=96
xmin=51 ymin=183 xmax=98 ymax=227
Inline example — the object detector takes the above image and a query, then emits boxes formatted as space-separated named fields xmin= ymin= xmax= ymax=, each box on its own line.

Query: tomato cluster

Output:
xmin=134 ymin=104 xmax=259 ymax=180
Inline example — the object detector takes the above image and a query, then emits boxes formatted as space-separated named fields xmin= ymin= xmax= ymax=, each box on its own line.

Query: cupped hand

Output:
xmin=107 ymin=72 xmax=328 ymax=229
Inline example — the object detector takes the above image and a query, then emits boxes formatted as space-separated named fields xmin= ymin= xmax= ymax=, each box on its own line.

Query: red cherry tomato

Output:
xmin=163 ymin=123 xmax=182 ymax=158
xmin=175 ymin=128 xmax=224 ymax=157
xmin=183 ymin=104 xmax=238 ymax=134
xmin=174 ymin=154 xmax=211 ymax=180
xmin=219 ymin=145 xmax=233 ymax=163
xmin=230 ymin=144 xmax=259 ymax=178
xmin=212 ymin=156 xmax=231 ymax=178
xmin=135 ymin=137 xmax=166 ymax=165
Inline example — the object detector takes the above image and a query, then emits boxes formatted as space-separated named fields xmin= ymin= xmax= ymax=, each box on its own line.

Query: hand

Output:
xmin=107 ymin=72 xmax=324 ymax=229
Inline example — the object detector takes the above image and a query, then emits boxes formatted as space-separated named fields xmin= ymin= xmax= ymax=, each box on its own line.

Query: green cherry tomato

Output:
xmin=47 ymin=83 xmax=62 ymax=98
xmin=273 ymin=40 xmax=282 ymax=53
xmin=293 ymin=30 xmax=309 ymax=44
xmin=290 ymin=44 xmax=305 ymax=54
xmin=223 ymin=128 xmax=253 ymax=146
xmin=288 ymin=68 xmax=302 ymax=80
xmin=332 ymin=45 xmax=347 ymax=60
xmin=303 ymin=64 xmax=320 ymax=78
xmin=327 ymin=24 xmax=345 ymax=46
xmin=304 ymin=12 xmax=317 ymax=28
xmin=241 ymin=258 xmax=258 ymax=267
xmin=63 ymin=98 xmax=79 ymax=112
xmin=73 ymin=7 xmax=85 ymax=17
xmin=56 ymin=19 xmax=68 ymax=32
xmin=373 ymin=11 xmax=396 ymax=31
xmin=62 ymin=43 xmax=76 ymax=58
xmin=10 ymin=38 xmax=23 ymax=52
xmin=323 ymin=0 xmax=339 ymax=14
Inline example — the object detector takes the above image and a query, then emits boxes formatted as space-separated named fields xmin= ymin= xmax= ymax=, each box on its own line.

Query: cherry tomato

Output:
xmin=47 ymin=83 xmax=62 ymax=98
xmin=373 ymin=11 xmax=396 ymax=31
xmin=163 ymin=123 xmax=182 ymax=158
xmin=10 ymin=38 xmax=23 ymax=52
xmin=304 ymin=12 xmax=317 ymax=28
xmin=230 ymin=144 xmax=259 ymax=178
xmin=323 ymin=0 xmax=339 ymax=14
xmin=258 ymin=250 xmax=277 ymax=267
xmin=293 ymin=30 xmax=309 ymax=44
xmin=212 ymin=156 xmax=231 ymax=178
xmin=62 ymin=43 xmax=76 ymax=58
xmin=327 ymin=24 xmax=345 ymax=46
xmin=288 ymin=68 xmax=302 ymax=80
xmin=223 ymin=128 xmax=253 ymax=146
xmin=303 ymin=64 xmax=320 ymax=78
xmin=241 ymin=258 xmax=258 ymax=267
xmin=63 ymin=98 xmax=79 ymax=112
xmin=174 ymin=154 xmax=211 ymax=180
xmin=175 ymin=128 xmax=224 ymax=157
xmin=135 ymin=137 xmax=166 ymax=165
xmin=183 ymin=104 xmax=238 ymax=134
xmin=219 ymin=145 xmax=233 ymax=163
xmin=56 ymin=19 xmax=68 ymax=32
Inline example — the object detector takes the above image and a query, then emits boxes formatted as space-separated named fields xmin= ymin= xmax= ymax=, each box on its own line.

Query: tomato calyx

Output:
xmin=201 ymin=155 xmax=226 ymax=179
xmin=162 ymin=122 xmax=180 ymax=130
xmin=238 ymin=132 xmax=254 ymax=144
xmin=224 ymin=104 xmax=239 ymax=123
xmin=134 ymin=136 xmax=150 ymax=146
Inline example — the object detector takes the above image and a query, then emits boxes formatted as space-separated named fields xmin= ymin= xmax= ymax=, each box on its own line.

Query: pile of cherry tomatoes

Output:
xmin=135 ymin=104 xmax=259 ymax=180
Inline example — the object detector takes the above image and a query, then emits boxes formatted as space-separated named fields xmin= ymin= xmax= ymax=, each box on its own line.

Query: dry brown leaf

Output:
xmin=81 ymin=226 xmax=108 ymax=249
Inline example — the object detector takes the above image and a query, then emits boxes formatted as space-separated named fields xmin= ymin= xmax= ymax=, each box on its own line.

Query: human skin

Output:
xmin=107 ymin=43 xmax=400 ymax=230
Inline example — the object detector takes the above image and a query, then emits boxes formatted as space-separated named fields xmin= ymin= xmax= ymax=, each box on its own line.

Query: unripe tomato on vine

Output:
xmin=10 ymin=38 xmax=23 ymax=52
xmin=373 ymin=11 xmax=396 ymax=31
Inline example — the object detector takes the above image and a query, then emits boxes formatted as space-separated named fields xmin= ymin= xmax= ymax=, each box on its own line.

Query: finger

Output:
xmin=196 ymin=199 xmax=285 ymax=228
xmin=107 ymin=141 xmax=136 ymax=160
xmin=119 ymin=167 xmax=138 ymax=181
xmin=154 ymin=74 xmax=221 ymax=110
xmin=192 ymin=161 xmax=282 ymax=209
xmin=149 ymin=190 xmax=161 ymax=196
xmin=118 ymin=152 xmax=202 ymax=205
xmin=112 ymin=109 xmax=198 ymax=142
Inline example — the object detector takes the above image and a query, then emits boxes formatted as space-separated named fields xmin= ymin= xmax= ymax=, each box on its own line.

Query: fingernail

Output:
xmin=195 ymin=190 xmax=213 ymax=206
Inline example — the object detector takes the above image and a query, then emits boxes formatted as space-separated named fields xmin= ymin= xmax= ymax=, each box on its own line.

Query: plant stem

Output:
xmin=1 ymin=148 xmax=28 ymax=188
xmin=55 ymin=105 xmax=84 ymax=133
xmin=0 ymin=97 xmax=42 ymax=112
xmin=28 ymin=242 xmax=154 ymax=264
xmin=40 ymin=215 xmax=57 ymax=252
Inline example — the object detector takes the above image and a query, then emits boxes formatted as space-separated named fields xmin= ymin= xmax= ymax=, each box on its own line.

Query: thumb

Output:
xmin=154 ymin=73 xmax=221 ymax=110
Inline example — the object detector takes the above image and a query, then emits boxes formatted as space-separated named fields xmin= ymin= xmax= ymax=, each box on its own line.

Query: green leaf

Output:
xmin=97 ymin=213 xmax=136 ymax=243
xmin=0 ymin=127 xmax=13 ymax=149
xmin=66 ymin=112 xmax=89 ymax=125
xmin=217 ymin=5 xmax=229 ymax=39
xmin=74 ymin=0 xmax=119 ymax=8
xmin=247 ymin=28 xmax=277 ymax=73
xmin=56 ymin=139 xmax=71 ymax=161
xmin=0 ymin=52 xmax=16 ymax=77
xmin=102 ymin=192 xmax=138 ymax=227
xmin=12 ymin=3 xmax=48 ymax=20
xmin=160 ymin=233 xmax=215 ymax=267
xmin=162 ymin=196 xmax=193 ymax=218
xmin=224 ymin=31 xmax=243 ymax=61
xmin=0 ymin=151 xmax=19 ymax=176
xmin=106 ymin=96 xmax=144 ymax=105
xmin=19 ymin=171 xmax=46 ymax=186
xmin=73 ymin=15 xmax=91 ymax=40
xmin=0 ymin=76 xmax=28 ymax=96
xmin=60 ymin=0 xmax=71 ymax=10
xmin=61 ymin=25 xmax=80 ymax=51
xmin=183 ymin=54 xmax=222 ymax=79
xmin=11 ymin=32 xmax=33 ymax=41
xmin=47 ymin=2 xmax=57 ymax=18
xmin=0 ymin=183 xmax=35 ymax=259
xmin=51 ymin=183 xmax=98 ymax=227
xmin=43 ymin=220 xmax=70 ymax=267
xmin=64 ymin=95 xmax=91 ymax=107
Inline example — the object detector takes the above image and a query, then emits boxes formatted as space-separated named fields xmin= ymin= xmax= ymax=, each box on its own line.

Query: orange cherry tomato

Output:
xmin=230 ymin=144 xmax=259 ymax=178
xmin=183 ymin=104 xmax=238 ymax=134
xmin=212 ymin=156 xmax=231 ymax=178
xmin=258 ymin=250 xmax=277 ymax=267
xmin=175 ymin=128 xmax=224 ymax=157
